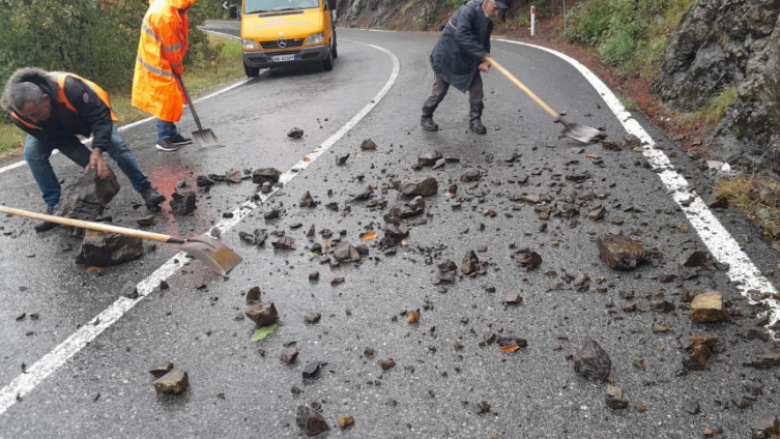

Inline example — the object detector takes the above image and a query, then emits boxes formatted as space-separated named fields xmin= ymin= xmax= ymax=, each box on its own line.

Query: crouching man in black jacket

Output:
xmin=1 ymin=68 xmax=165 ymax=232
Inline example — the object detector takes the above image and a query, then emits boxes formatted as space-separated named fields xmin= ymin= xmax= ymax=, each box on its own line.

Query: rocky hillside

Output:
xmin=652 ymin=0 xmax=780 ymax=172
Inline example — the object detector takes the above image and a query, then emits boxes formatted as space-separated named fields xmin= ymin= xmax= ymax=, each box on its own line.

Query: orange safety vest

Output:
xmin=54 ymin=72 xmax=119 ymax=122
xmin=131 ymin=0 xmax=195 ymax=122
xmin=11 ymin=72 xmax=118 ymax=131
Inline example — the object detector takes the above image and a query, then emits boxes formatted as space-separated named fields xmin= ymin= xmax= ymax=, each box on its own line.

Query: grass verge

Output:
xmin=0 ymin=34 xmax=243 ymax=160
xmin=717 ymin=174 xmax=780 ymax=241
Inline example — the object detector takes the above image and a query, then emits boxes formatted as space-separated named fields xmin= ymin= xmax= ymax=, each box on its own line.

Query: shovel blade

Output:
xmin=560 ymin=120 xmax=605 ymax=144
xmin=192 ymin=129 xmax=221 ymax=148
xmin=180 ymin=235 xmax=242 ymax=276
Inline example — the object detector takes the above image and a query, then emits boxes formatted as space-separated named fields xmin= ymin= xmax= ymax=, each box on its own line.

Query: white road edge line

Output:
xmin=0 ymin=42 xmax=401 ymax=415
xmin=0 ymin=30 xmax=251 ymax=176
xmin=494 ymin=38 xmax=779 ymax=326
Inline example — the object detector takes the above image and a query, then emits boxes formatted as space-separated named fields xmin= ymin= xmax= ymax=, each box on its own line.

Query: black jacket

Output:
xmin=429 ymin=0 xmax=493 ymax=92
xmin=4 ymin=68 xmax=115 ymax=151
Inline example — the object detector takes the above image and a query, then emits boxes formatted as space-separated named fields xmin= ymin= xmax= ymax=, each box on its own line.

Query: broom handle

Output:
xmin=0 ymin=206 xmax=186 ymax=244
xmin=485 ymin=58 xmax=560 ymax=120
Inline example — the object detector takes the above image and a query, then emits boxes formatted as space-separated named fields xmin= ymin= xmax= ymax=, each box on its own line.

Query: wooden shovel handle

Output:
xmin=0 ymin=206 xmax=185 ymax=244
xmin=485 ymin=58 xmax=560 ymax=120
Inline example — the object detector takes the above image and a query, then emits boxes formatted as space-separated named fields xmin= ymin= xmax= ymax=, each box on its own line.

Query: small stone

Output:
xmin=418 ymin=151 xmax=443 ymax=167
xmin=287 ymin=127 xmax=304 ymax=139
xmin=119 ymin=281 xmax=138 ymax=299
xmin=304 ymin=312 xmax=321 ymax=323
xmin=605 ymin=385 xmax=629 ymax=410
xmin=690 ymin=292 xmax=725 ymax=323
xmin=280 ymin=347 xmax=299 ymax=364
xmin=597 ymin=235 xmax=648 ymax=270
xmin=252 ymin=168 xmax=282 ymax=185
xmin=379 ymin=358 xmax=396 ymax=370
xmin=299 ymin=191 xmax=316 ymax=208
xmin=296 ymin=406 xmax=330 ymax=437
xmin=330 ymin=277 xmax=345 ymax=286
xmin=684 ymin=345 xmax=712 ymax=371
xmin=245 ymin=301 xmax=279 ymax=326
xmin=364 ymin=348 xmax=375 ymax=356
xmin=246 ymin=286 xmax=261 ymax=304
xmin=152 ymin=369 xmax=188 ymax=395
xmin=264 ymin=209 xmax=280 ymax=220
xmin=623 ymin=301 xmax=637 ymax=312
xmin=169 ymin=191 xmax=197 ymax=215
xmin=745 ymin=350 xmax=780 ymax=369
xmin=338 ymin=415 xmax=355 ymax=428
xmin=572 ymin=339 xmax=611 ymax=382
xmin=679 ymin=249 xmax=708 ymax=268
xmin=360 ymin=139 xmax=377 ymax=150
xmin=406 ymin=310 xmax=420 ymax=323
xmin=505 ymin=293 xmax=523 ymax=304
xmin=683 ymin=400 xmax=700 ymax=415
xmin=302 ymin=361 xmax=322 ymax=378
xmin=309 ymin=272 xmax=320 ymax=281
xmin=148 ymin=362 xmax=174 ymax=378
xmin=703 ymin=427 xmax=715 ymax=438
xmin=336 ymin=153 xmax=350 ymax=166
xmin=400 ymin=177 xmax=438 ymax=197
xmin=272 ymin=236 xmax=296 ymax=250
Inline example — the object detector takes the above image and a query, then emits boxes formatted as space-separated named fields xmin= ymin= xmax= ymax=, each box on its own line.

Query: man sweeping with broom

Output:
xmin=421 ymin=0 xmax=507 ymax=134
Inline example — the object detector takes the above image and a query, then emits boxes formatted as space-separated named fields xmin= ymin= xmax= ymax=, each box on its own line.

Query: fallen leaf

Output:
xmin=85 ymin=266 xmax=100 ymax=274
xmin=499 ymin=345 xmax=521 ymax=353
xmin=323 ymin=240 xmax=332 ymax=249
xmin=250 ymin=323 xmax=278 ymax=342
xmin=303 ymin=157 xmax=311 ymax=162
xmin=362 ymin=231 xmax=377 ymax=242
xmin=400 ymin=239 xmax=407 ymax=246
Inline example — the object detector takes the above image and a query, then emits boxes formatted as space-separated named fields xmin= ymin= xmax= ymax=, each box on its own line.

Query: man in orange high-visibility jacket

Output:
xmin=1 ymin=68 xmax=166 ymax=232
xmin=132 ymin=0 xmax=197 ymax=152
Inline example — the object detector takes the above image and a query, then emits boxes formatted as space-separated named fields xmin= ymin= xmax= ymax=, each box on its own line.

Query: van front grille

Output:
xmin=261 ymin=39 xmax=304 ymax=50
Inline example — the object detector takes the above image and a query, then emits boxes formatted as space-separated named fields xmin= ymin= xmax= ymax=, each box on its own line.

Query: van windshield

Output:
xmin=245 ymin=0 xmax=320 ymax=13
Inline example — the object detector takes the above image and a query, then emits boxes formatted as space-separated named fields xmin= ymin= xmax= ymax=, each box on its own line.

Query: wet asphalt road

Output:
xmin=0 ymin=21 xmax=779 ymax=438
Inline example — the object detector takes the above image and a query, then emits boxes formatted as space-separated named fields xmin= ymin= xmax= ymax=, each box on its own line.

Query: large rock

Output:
xmin=597 ymin=235 xmax=648 ymax=270
xmin=252 ymin=168 xmax=281 ymax=185
xmin=77 ymin=230 xmax=143 ymax=267
xmin=690 ymin=292 xmax=725 ymax=323
xmin=651 ymin=0 xmax=780 ymax=172
xmin=54 ymin=168 xmax=120 ymax=234
xmin=745 ymin=350 xmax=780 ymax=369
xmin=245 ymin=301 xmax=279 ymax=326
xmin=572 ymin=339 xmax=611 ymax=382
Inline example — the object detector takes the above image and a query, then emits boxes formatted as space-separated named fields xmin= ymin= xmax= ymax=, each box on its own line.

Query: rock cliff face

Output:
xmin=652 ymin=0 xmax=780 ymax=170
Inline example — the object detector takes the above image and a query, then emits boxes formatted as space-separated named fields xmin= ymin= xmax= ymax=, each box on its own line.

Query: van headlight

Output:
xmin=306 ymin=32 xmax=324 ymax=45
xmin=242 ymin=39 xmax=259 ymax=49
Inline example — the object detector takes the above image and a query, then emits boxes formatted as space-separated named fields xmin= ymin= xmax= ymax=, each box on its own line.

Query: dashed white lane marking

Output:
xmin=0 ymin=30 xmax=251 ymax=176
xmin=494 ymin=38 xmax=778 ymax=325
xmin=0 ymin=42 xmax=400 ymax=416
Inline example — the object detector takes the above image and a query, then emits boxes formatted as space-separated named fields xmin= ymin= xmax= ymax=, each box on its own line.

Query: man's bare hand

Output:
xmin=86 ymin=149 xmax=110 ymax=179
xmin=478 ymin=62 xmax=490 ymax=73
xmin=482 ymin=53 xmax=491 ymax=62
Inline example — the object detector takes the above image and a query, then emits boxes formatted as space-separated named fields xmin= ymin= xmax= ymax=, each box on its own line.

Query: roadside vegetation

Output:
xmin=0 ymin=0 xmax=242 ymax=159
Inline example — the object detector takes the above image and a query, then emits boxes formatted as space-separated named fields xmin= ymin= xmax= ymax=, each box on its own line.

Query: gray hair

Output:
xmin=7 ymin=82 xmax=45 ymax=112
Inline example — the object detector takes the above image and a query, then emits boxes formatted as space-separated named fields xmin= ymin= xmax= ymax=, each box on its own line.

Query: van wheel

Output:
xmin=244 ymin=61 xmax=260 ymax=78
xmin=332 ymin=32 xmax=338 ymax=59
xmin=322 ymin=49 xmax=334 ymax=71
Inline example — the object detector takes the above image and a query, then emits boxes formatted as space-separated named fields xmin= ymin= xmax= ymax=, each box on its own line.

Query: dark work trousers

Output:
xmin=423 ymin=72 xmax=484 ymax=109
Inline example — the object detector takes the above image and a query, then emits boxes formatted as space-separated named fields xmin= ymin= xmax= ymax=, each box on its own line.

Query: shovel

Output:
xmin=176 ymin=74 xmax=221 ymax=148
xmin=485 ymin=58 xmax=605 ymax=144
xmin=0 ymin=206 xmax=242 ymax=276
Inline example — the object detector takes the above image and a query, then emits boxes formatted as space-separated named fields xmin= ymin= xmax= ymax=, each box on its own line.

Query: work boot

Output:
xmin=469 ymin=103 xmax=487 ymax=134
xmin=141 ymin=187 xmax=165 ymax=208
xmin=34 ymin=206 xmax=59 ymax=233
xmin=170 ymin=133 xmax=193 ymax=146
xmin=421 ymin=106 xmax=439 ymax=132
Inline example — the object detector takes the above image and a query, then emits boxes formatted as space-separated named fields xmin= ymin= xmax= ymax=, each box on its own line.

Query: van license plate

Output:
xmin=272 ymin=55 xmax=296 ymax=62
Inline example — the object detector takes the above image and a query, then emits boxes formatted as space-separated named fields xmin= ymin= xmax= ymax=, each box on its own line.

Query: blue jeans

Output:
xmin=156 ymin=119 xmax=179 ymax=141
xmin=24 ymin=123 xmax=152 ymax=210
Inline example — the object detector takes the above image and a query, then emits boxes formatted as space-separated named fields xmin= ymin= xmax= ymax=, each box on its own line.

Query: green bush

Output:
xmin=0 ymin=0 xmax=209 ymax=96
xmin=564 ymin=0 xmax=694 ymax=74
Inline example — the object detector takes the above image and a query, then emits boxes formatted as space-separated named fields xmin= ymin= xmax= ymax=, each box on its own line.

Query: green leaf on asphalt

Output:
xmin=250 ymin=323 xmax=277 ymax=342
xmin=308 ymin=252 xmax=318 ymax=257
